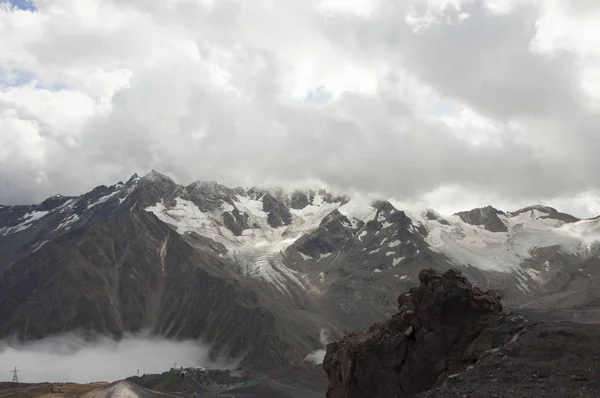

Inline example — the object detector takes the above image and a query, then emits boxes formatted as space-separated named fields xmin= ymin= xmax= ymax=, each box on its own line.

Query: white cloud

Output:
xmin=304 ymin=349 xmax=326 ymax=366
xmin=304 ymin=328 xmax=330 ymax=366
xmin=0 ymin=0 xmax=599 ymax=217
xmin=0 ymin=333 xmax=231 ymax=383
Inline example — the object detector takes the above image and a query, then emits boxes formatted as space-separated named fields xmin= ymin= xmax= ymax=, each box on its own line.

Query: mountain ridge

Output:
xmin=3 ymin=170 xmax=592 ymax=221
xmin=1 ymin=170 xmax=600 ymax=375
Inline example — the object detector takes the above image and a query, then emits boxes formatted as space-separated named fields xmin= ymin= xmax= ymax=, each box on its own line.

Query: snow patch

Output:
xmin=374 ymin=268 xmax=382 ymax=273
xmin=358 ymin=231 xmax=368 ymax=241
xmin=222 ymin=202 xmax=234 ymax=212
xmin=146 ymin=198 xmax=211 ymax=234
xmin=2 ymin=210 xmax=50 ymax=235
xmin=386 ymin=251 xmax=395 ymax=256
xmin=388 ymin=240 xmax=402 ymax=248
xmin=392 ymin=257 xmax=405 ymax=266
xmin=87 ymin=191 xmax=119 ymax=209
xmin=318 ymin=253 xmax=332 ymax=262
xmin=369 ymin=248 xmax=380 ymax=255
xmin=52 ymin=214 xmax=80 ymax=232
xmin=32 ymin=240 xmax=48 ymax=253
xmin=312 ymin=193 xmax=324 ymax=206
xmin=319 ymin=272 xmax=325 ymax=282
xmin=300 ymin=252 xmax=313 ymax=261
xmin=338 ymin=197 xmax=377 ymax=229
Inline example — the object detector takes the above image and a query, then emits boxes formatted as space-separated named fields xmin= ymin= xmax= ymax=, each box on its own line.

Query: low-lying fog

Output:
xmin=0 ymin=333 xmax=232 ymax=383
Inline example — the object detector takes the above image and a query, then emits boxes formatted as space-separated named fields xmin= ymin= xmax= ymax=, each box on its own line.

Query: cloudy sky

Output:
xmin=1 ymin=0 xmax=600 ymax=216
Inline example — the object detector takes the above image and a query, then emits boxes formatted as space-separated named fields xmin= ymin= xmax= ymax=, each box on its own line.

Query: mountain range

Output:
xmin=1 ymin=170 xmax=600 ymax=373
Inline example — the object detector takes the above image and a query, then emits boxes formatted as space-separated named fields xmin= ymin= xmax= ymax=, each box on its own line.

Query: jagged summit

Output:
xmin=141 ymin=169 xmax=176 ymax=184
xmin=454 ymin=205 xmax=508 ymax=232
xmin=127 ymin=173 xmax=140 ymax=183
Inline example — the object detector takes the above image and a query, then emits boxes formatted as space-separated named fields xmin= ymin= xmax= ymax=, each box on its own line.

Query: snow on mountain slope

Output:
xmin=145 ymin=192 xmax=352 ymax=290
xmin=561 ymin=217 xmax=600 ymax=244
xmin=0 ymin=210 xmax=50 ymax=235
xmin=141 ymin=177 xmax=600 ymax=293
xmin=337 ymin=195 xmax=378 ymax=229
xmin=5 ymin=170 xmax=600 ymax=295
xmin=414 ymin=207 xmax=597 ymax=274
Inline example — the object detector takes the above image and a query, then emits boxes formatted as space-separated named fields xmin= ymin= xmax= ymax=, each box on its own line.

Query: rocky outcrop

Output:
xmin=508 ymin=205 xmax=580 ymax=224
xmin=222 ymin=209 xmax=250 ymax=236
xmin=262 ymin=193 xmax=293 ymax=228
xmin=323 ymin=269 xmax=524 ymax=398
xmin=186 ymin=181 xmax=239 ymax=212
xmin=455 ymin=206 xmax=508 ymax=232
xmin=289 ymin=210 xmax=354 ymax=258
xmin=289 ymin=190 xmax=312 ymax=210
xmin=425 ymin=210 xmax=450 ymax=226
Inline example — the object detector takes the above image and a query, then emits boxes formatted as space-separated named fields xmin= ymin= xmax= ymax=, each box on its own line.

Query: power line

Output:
xmin=11 ymin=367 xmax=19 ymax=384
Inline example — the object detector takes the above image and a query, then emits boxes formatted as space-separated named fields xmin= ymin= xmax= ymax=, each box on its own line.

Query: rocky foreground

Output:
xmin=323 ymin=268 xmax=600 ymax=398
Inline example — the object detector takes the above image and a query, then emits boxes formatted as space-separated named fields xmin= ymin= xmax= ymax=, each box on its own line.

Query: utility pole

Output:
xmin=11 ymin=367 xmax=19 ymax=385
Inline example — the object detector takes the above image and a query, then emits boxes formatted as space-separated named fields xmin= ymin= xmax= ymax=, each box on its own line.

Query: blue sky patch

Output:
xmin=0 ymin=69 xmax=36 ymax=88
xmin=0 ymin=68 xmax=70 ymax=92
xmin=3 ymin=0 xmax=36 ymax=11
xmin=303 ymin=86 xmax=332 ymax=105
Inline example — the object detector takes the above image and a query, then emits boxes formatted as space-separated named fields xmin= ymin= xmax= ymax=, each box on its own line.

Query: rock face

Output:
xmin=455 ymin=205 xmax=508 ymax=232
xmin=262 ymin=192 xmax=293 ymax=228
xmin=323 ymin=269 xmax=524 ymax=398
xmin=291 ymin=211 xmax=354 ymax=258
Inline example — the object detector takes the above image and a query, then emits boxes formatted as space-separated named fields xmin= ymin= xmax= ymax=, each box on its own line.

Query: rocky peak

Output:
xmin=323 ymin=268 xmax=522 ymax=398
xmin=317 ymin=189 xmax=350 ymax=206
xmin=186 ymin=181 xmax=238 ymax=210
xmin=132 ymin=170 xmax=180 ymax=202
xmin=126 ymin=173 xmax=140 ymax=185
xmin=367 ymin=200 xmax=412 ymax=231
xmin=246 ymin=186 xmax=267 ymax=200
xmin=455 ymin=205 xmax=508 ymax=232
xmin=508 ymin=205 xmax=580 ymax=224
xmin=373 ymin=200 xmax=396 ymax=213
xmin=262 ymin=192 xmax=293 ymax=228
xmin=425 ymin=210 xmax=451 ymax=226
xmin=188 ymin=180 xmax=219 ymax=193
xmin=141 ymin=169 xmax=176 ymax=185
xmin=38 ymin=195 xmax=74 ymax=212
xmin=289 ymin=190 xmax=312 ymax=210
xmin=289 ymin=210 xmax=354 ymax=258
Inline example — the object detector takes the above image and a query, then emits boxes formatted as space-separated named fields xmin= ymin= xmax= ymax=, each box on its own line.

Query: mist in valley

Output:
xmin=0 ymin=332 xmax=230 ymax=383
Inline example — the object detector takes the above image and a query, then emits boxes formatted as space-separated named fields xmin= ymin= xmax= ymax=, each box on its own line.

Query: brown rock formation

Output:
xmin=323 ymin=268 xmax=524 ymax=398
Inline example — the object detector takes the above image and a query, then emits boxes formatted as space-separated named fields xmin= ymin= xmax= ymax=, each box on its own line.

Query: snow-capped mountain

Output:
xmin=1 ymin=170 xmax=600 ymax=371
